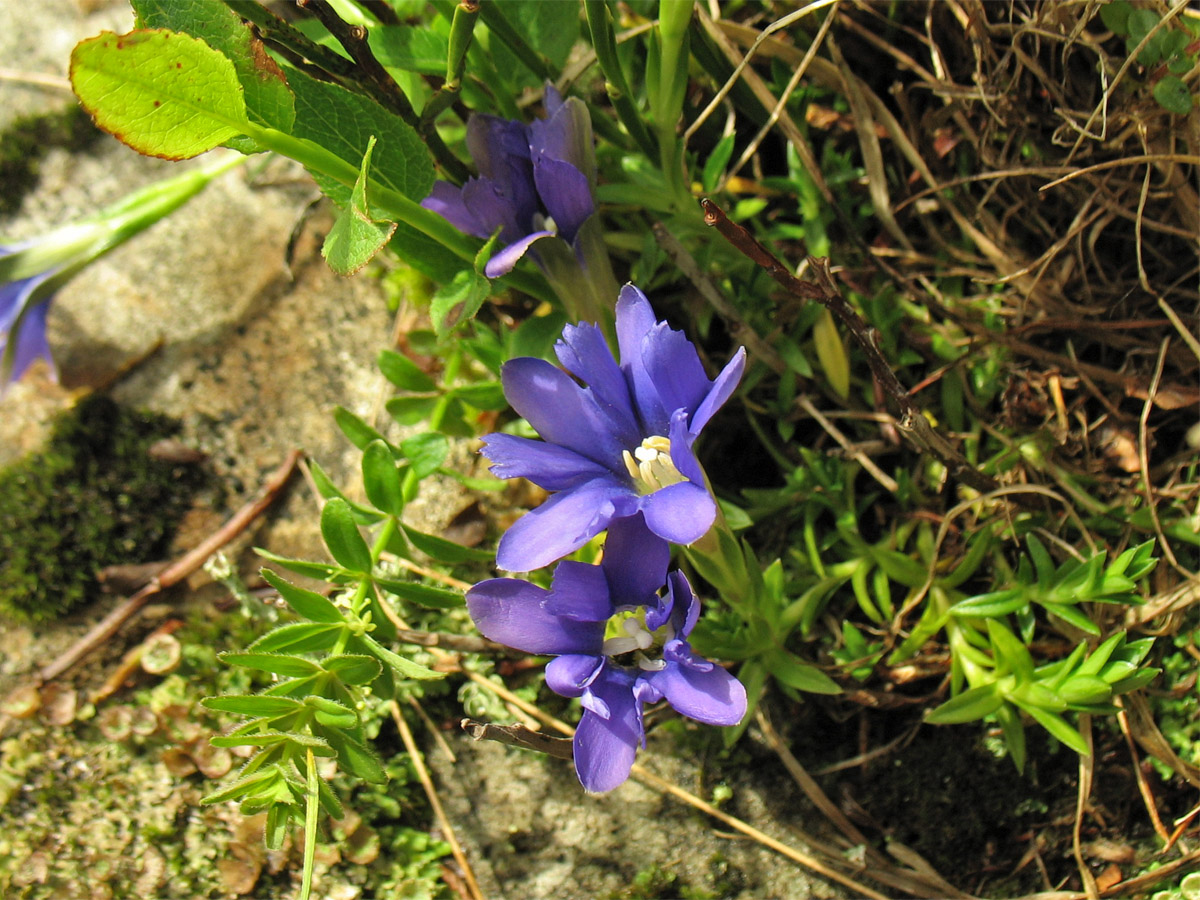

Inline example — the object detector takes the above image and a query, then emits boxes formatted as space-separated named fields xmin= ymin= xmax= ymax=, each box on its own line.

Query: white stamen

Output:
xmin=622 ymin=435 xmax=685 ymax=495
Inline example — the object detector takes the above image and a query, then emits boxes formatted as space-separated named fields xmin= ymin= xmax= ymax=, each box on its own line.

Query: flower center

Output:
xmin=601 ymin=609 xmax=673 ymax=671
xmin=621 ymin=436 xmax=685 ymax=495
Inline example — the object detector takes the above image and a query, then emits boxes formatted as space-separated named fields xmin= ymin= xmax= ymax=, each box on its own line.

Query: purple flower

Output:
xmin=482 ymin=284 xmax=746 ymax=571
xmin=0 ymin=244 xmax=57 ymax=389
xmin=421 ymin=86 xmax=600 ymax=280
xmin=466 ymin=515 xmax=747 ymax=793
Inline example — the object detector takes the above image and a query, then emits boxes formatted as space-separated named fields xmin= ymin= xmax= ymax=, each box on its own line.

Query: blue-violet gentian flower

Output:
xmin=0 ymin=244 xmax=58 ymax=388
xmin=481 ymin=284 xmax=746 ymax=572
xmin=466 ymin=515 xmax=747 ymax=793
xmin=420 ymin=86 xmax=618 ymax=322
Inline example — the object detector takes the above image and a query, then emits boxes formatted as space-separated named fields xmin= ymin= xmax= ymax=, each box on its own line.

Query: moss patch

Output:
xmin=0 ymin=105 xmax=103 ymax=216
xmin=0 ymin=394 xmax=209 ymax=622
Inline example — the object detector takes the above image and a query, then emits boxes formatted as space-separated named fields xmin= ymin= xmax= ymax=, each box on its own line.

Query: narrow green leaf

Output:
xmin=323 ymin=654 xmax=383 ymax=685
xmin=401 ymin=524 xmax=495 ymax=563
xmin=334 ymin=406 xmax=389 ymax=452
xmin=386 ymin=395 xmax=438 ymax=426
xmin=315 ymin=724 xmax=387 ymax=783
xmin=249 ymin=622 xmax=344 ymax=654
xmin=377 ymin=348 xmax=437 ymax=392
xmin=309 ymin=460 xmax=384 ymax=525
xmin=1058 ymin=675 xmax=1112 ymax=707
xmin=261 ymin=568 xmax=345 ymax=624
xmin=201 ymin=767 xmax=279 ymax=806
xmin=362 ymin=440 xmax=406 ymax=517
xmin=373 ymin=575 xmax=465 ymax=609
xmin=926 ymin=683 xmax=1003 ymax=724
xmin=1041 ymin=601 xmax=1101 ymax=636
xmin=701 ymin=133 xmax=736 ymax=193
xmin=254 ymin=548 xmax=343 ymax=582
xmin=1108 ymin=667 xmax=1160 ymax=694
xmin=996 ymin=703 xmax=1026 ymax=772
xmin=201 ymin=694 xmax=304 ymax=717
xmin=1023 ymin=707 xmax=1090 ymax=756
xmin=812 ymin=307 xmax=849 ymax=398
xmin=1075 ymin=631 xmax=1126 ymax=677
xmin=764 ymin=649 xmax=841 ymax=695
xmin=210 ymin=730 xmax=335 ymax=753
xmin=219 ymin=652 xmax=323 ymax=678
xmin=987 ymin=619 xmax=1035 ymax=681
xmin=70 ymin=29 xmax=248 ymax=159
xmin=354 ymin=634 xmax=444 ymax=681
xmin=321 ymin=498 xmax=373 ymax=574
xmin=950 ymin=588 xmax=1027 ymax=619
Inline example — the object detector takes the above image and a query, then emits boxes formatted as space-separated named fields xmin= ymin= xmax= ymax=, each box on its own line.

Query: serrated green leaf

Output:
xmin=201 ymin=694 xmax=304 ymax=717
xmin=401 ymin=524 xmax=495 ymax=563
xmin=323 ymin=654 xmax=383 ymax=685
xmin=210 ymin=730 xmax=335 ymax=753
xmin=369 ymin=24 xmax=449 ymax=74
xmin=249 ymin=622 xmax=344 ymax=654
xmin=373 ymin=575 xmax=465 ymax=609
xmin=287 ymin=66 xmax=433 ymax=207
xmin=261 ymin=568 xmax=346 ymax=624
xmin=323 ymin=135 xmax=397 ymax=274
xmin=926 ymin=683 xmax=1003 ymax=724
xmin=362 ymin=440 xmax=406 ymax=517
xmin=219 ymin=652 xmax=323 ymax=678
xmin=70 ymin=29 xmax=248 ymax=160
xmin=130 ymin=0 xmax=294 ymax=131
xmin=377 ymin=348 xmax=438 ymax=392
xmin=321 ymin=498 xmax=374 ymax=574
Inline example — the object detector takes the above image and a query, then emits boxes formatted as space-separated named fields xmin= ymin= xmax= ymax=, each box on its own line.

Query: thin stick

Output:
xmin=1115 ymin=700 xmax=1170 ymax=844
xmin=701 ymin=198 xmax=999 ymax=494
xmin=390 ymin=701 xmax=485 ymax=900
xmin=37 ymin=449 xmax=303 ymax=684
xmin=461 ymin=718 xmax=574 ymax=760
xmin=1073 ymin=715 xmax=1100 ymax=900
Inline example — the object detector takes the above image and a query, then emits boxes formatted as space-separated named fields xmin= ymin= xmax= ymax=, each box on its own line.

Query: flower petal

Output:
xmin=667 ymin=408 xmax=705 ymax=483
xmin=615 ymin=284 xmax=669 ymax=433
xmin=638 ymin=481 xmax=716 ymax=546
xmin=420 ymin=180 xmax=488 ymax=238
xmin=480 ymin=433 xmax=612 ymax=491
xmin=483 ymin=230 xmax=555 ymax=278
xmin=690 ymin=347 xmax=746 ymax=436
xmin=500 ymin=357 xmax=624 ymax=466
xmin=555 ymin=320 xmax=639 ymax=447
xmin=664 ymin=571 xmax=701 ymax=638
xmin=545 ymin=560 xmax=616 ymax=622
xmin=533 ymin=157 xmax=593 ymax=242
xmin=641 ymin=320 xmax=711 ymax=425
xmin=466 ymin=114 xmax=532 ymax=181
xmin=466 ymin=578 xmax=604 ymax=655
xmin=643 ymin=656 xmax=746 ymax=727
xmin=495 ymin=479 xmax=633 ymax=572
xmin=545 ymin=653 xmax=604 ymax=698
xmin=600 ymin=514 xmax=670 ymax=610
xmin=461 ymin=178 xmax=531 ymax=246
xmin=572 ymin=666 xmax=643 ymax=793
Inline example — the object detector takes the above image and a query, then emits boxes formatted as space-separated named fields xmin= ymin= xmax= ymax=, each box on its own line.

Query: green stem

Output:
xmin=299 ymin=747 xmax=319 ymax=900
xmin=584 ymin=0 xmax=657 ymax=159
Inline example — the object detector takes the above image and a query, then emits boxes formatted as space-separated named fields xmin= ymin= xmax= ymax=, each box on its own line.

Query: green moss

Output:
xmin=0 ymin=394 xmax=209 ymax=622
xmin=0 ymin=105 xmax=103 ymax=216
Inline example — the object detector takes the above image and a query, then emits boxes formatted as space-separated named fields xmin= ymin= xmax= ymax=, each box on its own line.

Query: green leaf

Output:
xmin=315 ymin=724 xmax=387 ymax=783
xmin=1026 ymin=534 xmax=1055 ymax=585
xmin=219 ymin=652 xmax=322 ymax=678
xmin=1099 ymin=0 xmax=1132 ymax=34
xmin=307 ymin=696 xmax=359 ymax=729
xmin=265 ymin=802 xmax=293 ymax=850
xmin=812 ymin=307 xmax=849 ymax=398
xmin=1058 ymin=675 xmax=1112 ymax=707
xmin=323 ymin=134 xmax=398 ymax=274
xmin=261 ymin=568 xmax=346 ymax=624
xmin=1075 ymin=631 xmax=1126 ymax=677
xmin=951 ymin=588 xmax=1027 ymax=618
xmin=362 ymin=440 xmax=406 ymax=517
xmin=986 ymin=619 xmax=1034 ymax=681
xmin=70 ymin=29 xmax=248 ymax=160
xmin=249 ymin=622 xmax=344 ymax=654
xmin=334 ymin=405 xmax=389 ymax=451
xmin=130 ymin=0 xmax=294 ymax=131
xmin=201 ymin=694 xmax=304 ymax=717
xmin=430 ymin=268 xmax=492 ymax=338
xmin=321 ymin=498 xmax=373 ymax=574
xmin=401 ymin=524 xmax=495 ymax=563
xmin=373 ymin=575 xmax=465 ymax=610
xmin=201 ymin=767 xmax=280 ymax=806
xmin=927 ymin=682 xmax=1005 ymax=724
xmin=1023 ymin=707 xmax=1090 ymax=755
xmin=386 ymin=396 xmax=438 ymax=426
xmin=286 ymin=66 xmax=433 ymax=207
xmin=254 ymin=548 xmax=344 ymax=582
xmin=377 ymin=348 xmax=437 ymax=392
xmin=996 ymin=703 xmax=1026 ymax=772
xmin=308 ymin=460 xmax=385 ymax=524
xmin=701 ymin=133 xmax=736 ymax=193
xmin=401 ymin=432 xmax=450 ymax=478
xmin=354 ymin=634 xmax=444 ymax=681
xmin=370 ymin=24 xmax=449 ymax=74
xmin=1041 ymin=601 xmax=1101 ymax=636
xmin=211 ymin=730 xmax=336 ymax=753
xmin=323 ymin=654 xmax=383 ymax=685
xmin=763 ymin=649 xmax=841 ymax=695
xmin=1153 ymin=76 xmax=1193 ymax=115
xmin=449 ymin=382 xmax=507 ymax=411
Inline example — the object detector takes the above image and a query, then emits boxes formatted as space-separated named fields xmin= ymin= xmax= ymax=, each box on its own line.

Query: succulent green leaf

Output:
xmin=1023 ymin=707 xmax=1090 ymax=755
xmin=1075 ymin=631 xmax=1126 ymax=677
xmin=986 ymin=619 xmax=1035 ymax=681
xmin=926 ymin=683 xmax=1003 ymax=724
xmin=951 ymin=588 xmax=1026 ymax=618
xmin=1058 ymin=675 xmax=1112 ymax=707
xmin=1041 ymin=601 xmax=1101 ymax=636
xmin=321 ymin=498 xmax=374 ymax=574
xmin=70 ymin=29 xmax=248 ymax=159
xmin=261 ymin=568 xmax=346 ymax=624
